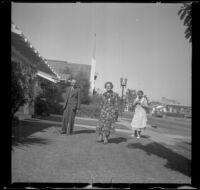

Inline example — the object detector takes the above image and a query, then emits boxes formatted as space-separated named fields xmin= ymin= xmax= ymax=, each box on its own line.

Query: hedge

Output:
xmin=34 ymin=96 xmax=63 ymax=116
xmin=77 ymin=104 xmax=101 ymax=118
xmin=35 ymin=99 xmax=101 ymax=119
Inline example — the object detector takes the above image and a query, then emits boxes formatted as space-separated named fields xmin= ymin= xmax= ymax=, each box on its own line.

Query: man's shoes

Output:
xmin=60 ymin=131 xmax=66 ymax=134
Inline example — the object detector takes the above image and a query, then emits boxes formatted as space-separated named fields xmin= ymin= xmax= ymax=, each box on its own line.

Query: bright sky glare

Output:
xmin=12 ymin=3 xmax=191 ymax=106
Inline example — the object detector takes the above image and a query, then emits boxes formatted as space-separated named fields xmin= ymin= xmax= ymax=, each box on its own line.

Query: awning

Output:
xmin=36 ymin=71 xmax=59 ymax=83
xmin=11 ymin=23 xmax=60 ymax=81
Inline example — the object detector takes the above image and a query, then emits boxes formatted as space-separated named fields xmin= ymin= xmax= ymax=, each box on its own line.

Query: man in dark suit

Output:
xmin=61 ymin=79 xmax=81 ymax=135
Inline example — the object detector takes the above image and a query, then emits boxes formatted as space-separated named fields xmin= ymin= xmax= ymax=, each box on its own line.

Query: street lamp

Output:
xmin=120 ymin=77 xmax=127 ymax=116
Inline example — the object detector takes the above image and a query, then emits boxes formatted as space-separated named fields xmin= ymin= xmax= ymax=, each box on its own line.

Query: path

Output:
xmin=12 ymin=116 xmax=191 ymax=183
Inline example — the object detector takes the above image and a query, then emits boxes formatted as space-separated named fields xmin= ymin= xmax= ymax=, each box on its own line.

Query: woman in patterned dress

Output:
xmin=96 ymin=82 xmax=119 ymax=144
xmin=131 ymin=90 xmax=148 ymax=139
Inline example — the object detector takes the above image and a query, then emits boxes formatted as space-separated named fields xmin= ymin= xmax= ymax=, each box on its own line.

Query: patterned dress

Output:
xmin=96 ymin=90 xmax=119 ymax=136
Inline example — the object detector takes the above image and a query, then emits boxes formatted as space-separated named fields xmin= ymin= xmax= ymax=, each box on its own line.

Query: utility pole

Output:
xmin=120 ymin=77 xmax=127 ymax=116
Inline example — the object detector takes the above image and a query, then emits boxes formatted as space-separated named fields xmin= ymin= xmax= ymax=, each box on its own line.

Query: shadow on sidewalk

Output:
xmin=73 ymin=129 xmax=96 ymax=135
xmin=33 ymin=115 xmax=62 ymax=122
xmin=126 ymin=142 xmax=191 ymax=177
xmin=12 ymin=119 xmax=60 ymax=148
xmin=108 ymin=137 xmax=127 ymax=144
xmin=12 ymin=119 xmax=61 ymax=138
xmin=12 ymin=136 xmax=52 ymax=148
xmin=140 ymin=135 xmax=150 ymax=139
xmin=184 ymin=141 xmax=191 ymax=145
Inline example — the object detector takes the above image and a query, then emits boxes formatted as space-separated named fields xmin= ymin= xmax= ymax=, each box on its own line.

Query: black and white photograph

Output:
xmin=11 ymin=2 xmax=193 ymax=187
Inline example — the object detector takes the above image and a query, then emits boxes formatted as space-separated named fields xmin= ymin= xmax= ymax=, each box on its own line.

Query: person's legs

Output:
xmin=134 ymin=130 xmax=137 ymax=137
xmin=103 ymin=128 xmax=110 ymax=144
xmin=96 ymin=121 xmax=104 ymax=142
xmin=61 ymin=109 xmax=69 ymax=133
xmin=103 ymin=132 xmax=108 ymax=144
xmin=106 ymin=132 xmax=110 ymax=142
xmin=66 ymin=108 xmax=72 ymax=135
xmin=69 ymin=109 xmax=76 ymax=134
xmin=131 ymin=130 xmax=137 ymax=137
xmin=97 ymin=132 xmax=103 ymax=142
xmin=137 ymin=130 xmax=141 ymax=138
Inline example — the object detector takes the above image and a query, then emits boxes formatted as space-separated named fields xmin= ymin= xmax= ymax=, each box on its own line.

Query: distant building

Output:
xmin=46 ymin=59 xmax=97 ymax=94
xmin=46 ymin=59 xmax=90 ymax=80
xmin=165 ymin=104 xmax=191 ymax=116
xmin=149 ymin=101 xmax=191 ymax=118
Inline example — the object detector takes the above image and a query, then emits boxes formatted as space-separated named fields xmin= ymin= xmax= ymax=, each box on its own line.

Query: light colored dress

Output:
xmin=131 ymin=96 xmax=148 ymax=130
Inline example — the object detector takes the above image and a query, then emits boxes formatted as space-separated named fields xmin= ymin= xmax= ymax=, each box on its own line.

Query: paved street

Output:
xmin=12 ymin=115 xmax=191 ymax=183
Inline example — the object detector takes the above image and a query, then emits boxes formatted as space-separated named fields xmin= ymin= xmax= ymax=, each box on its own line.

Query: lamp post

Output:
xmin=120 ymin=77 xmax=127 ymax=116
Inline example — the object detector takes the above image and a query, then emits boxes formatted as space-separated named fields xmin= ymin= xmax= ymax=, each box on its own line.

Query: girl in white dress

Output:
xmin=131 ymin=90 xmax=148 ymax=138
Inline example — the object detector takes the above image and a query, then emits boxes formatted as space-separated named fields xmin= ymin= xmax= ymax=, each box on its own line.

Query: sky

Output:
xmin=11 ymin=3 xmax=191 ymax=106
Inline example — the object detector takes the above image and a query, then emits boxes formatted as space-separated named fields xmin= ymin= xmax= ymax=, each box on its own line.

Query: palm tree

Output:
xmin=178 ymin=3 xmax=192 ymax=43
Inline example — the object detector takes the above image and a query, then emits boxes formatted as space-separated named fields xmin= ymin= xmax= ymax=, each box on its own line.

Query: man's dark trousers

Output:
xmin=61 ymin=86 xmax=81 ymax=135
xmin=62 ymin=106 xmax=76 ymax=134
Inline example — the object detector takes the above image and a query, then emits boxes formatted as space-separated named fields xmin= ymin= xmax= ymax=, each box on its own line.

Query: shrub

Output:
xmin=34 ymin=96 xmax=50 ymax=116
xmin=77 ymin=104 xmax=100 ymax=118
xmin=89 ymin=94 xmax=103 ymax=106
xmin=34 ymin=77 xmax=64 ymax=116
xmin=75 ymin=72 xmax=91 ymax=105
xmin=11 ymin=60 xmax=36 ymax=120
xmin=35 ymin=95 xmax=63 ymax=116
xmin=48 ymin=101 xmax=63 ymax=115
xmin=12 ymin=116 xmax=20 ymax=127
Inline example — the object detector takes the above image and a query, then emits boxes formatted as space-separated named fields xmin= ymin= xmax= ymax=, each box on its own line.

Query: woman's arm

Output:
xmin=99 ymin=94 xmax=105 ymax=109
xmin=140 ymin=97 xmax=148 ymax=110
xmin=133 ymin=98 xmax=140 ymax=106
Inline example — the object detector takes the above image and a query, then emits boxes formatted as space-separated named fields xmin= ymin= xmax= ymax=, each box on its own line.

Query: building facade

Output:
xmin=47 ymin=59 xmax=97 ymax=94
xmin=149 ymin=101 xmax=191 ymax=118
xmin=12 ymin=23 xmax=60 ymax=119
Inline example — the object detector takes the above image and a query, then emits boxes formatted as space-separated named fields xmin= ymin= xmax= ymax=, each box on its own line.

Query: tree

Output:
xmin=90 ymin=92 xmax=103 ymax=106
xmin=75 ymin=71 xmax=90 ymax=104
xmin=178 ymin=3 xmax=192 ymax=43
xmin=125 ymin=89 xmax=137 ymax=111
xmin=11 ymin=60 xmax=37 ymax=120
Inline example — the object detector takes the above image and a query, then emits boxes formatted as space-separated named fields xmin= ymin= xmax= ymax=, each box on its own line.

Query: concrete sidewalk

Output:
xmin=12 ymin=117 xmax=191 ymax=183
xmin=27 ymin=116 xmax=191 ymax=146
xmin=117 ymin=118 xmax=191 ymax=146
